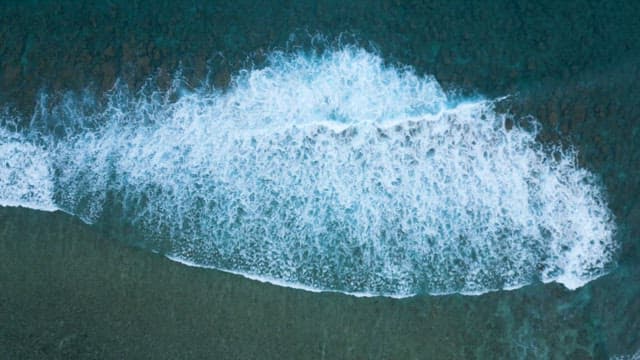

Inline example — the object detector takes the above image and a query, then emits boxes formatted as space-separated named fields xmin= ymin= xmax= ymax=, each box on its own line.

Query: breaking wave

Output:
xmin=0 ymin=47 xmax=617 ymax=296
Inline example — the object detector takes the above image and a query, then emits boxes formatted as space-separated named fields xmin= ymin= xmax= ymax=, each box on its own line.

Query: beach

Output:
xmin=1 ymin=207 xmax=638 ymax=358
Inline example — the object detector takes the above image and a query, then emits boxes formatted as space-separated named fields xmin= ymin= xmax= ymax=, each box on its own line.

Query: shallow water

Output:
xmin=1 ymin=0 xmax=639 ymax=358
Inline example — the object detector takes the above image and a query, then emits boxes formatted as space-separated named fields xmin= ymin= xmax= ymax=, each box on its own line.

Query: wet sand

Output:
xmin=1 ymin=207 xmax=638 ymax=359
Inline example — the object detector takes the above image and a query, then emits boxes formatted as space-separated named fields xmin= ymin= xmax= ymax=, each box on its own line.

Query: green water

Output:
xmin=1 ymin=0 xmax=639 ymax=358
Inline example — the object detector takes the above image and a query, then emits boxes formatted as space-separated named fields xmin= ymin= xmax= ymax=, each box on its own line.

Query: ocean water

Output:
xmin=0 ymin=47 xmax=618 ymax=297
xmin=1 ymin=0 xmax=639 ymax=358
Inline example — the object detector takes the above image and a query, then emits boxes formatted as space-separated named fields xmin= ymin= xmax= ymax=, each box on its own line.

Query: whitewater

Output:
xmin=0 ymin=47 xmax=617 ymax=297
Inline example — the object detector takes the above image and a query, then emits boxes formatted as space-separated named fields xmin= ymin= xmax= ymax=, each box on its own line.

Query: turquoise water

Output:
xmin=1 ymin=0 xmax=639 ymax=358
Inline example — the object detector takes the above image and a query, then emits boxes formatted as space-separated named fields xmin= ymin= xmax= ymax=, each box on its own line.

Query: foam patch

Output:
xmin=0 ymin=47 xmax=617 ymax=296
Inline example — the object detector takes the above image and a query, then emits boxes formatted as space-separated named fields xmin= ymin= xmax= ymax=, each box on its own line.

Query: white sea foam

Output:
xmin=611 ymin=348 xmax=640 ymax=360
xmin=0 ymin=47 xmax=617 ymax=296
xmin=0 ymin=128 xmax=57 ymax=211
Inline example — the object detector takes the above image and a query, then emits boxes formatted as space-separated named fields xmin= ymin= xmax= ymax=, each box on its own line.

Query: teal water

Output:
xmin=1 ymin=0 xmax=639 ymax=358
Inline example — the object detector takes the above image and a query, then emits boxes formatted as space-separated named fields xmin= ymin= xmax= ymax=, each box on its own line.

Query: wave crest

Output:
xmin=0 ymin=47 xmax=617 ymax=296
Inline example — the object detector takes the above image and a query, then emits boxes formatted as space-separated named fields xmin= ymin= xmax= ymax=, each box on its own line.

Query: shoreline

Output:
xmin=1 ymin=206 xmax=638 ymax=359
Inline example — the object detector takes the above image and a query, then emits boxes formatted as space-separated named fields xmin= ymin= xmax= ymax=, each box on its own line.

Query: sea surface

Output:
xmin=1 ymin=1 xmax=639 ymax=358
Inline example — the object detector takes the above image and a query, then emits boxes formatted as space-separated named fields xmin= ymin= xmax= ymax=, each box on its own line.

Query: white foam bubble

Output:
xmin=0 ymin=47 xmax=617 ymax=296
xmin=0 ymin=128 xmax=57 ymax=211
xmin=611 ymin=348 xmax=640 ymax=360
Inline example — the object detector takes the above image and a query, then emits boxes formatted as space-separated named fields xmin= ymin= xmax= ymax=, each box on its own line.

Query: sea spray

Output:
xmin=0 ymin=47 xmax=617 ymax=296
